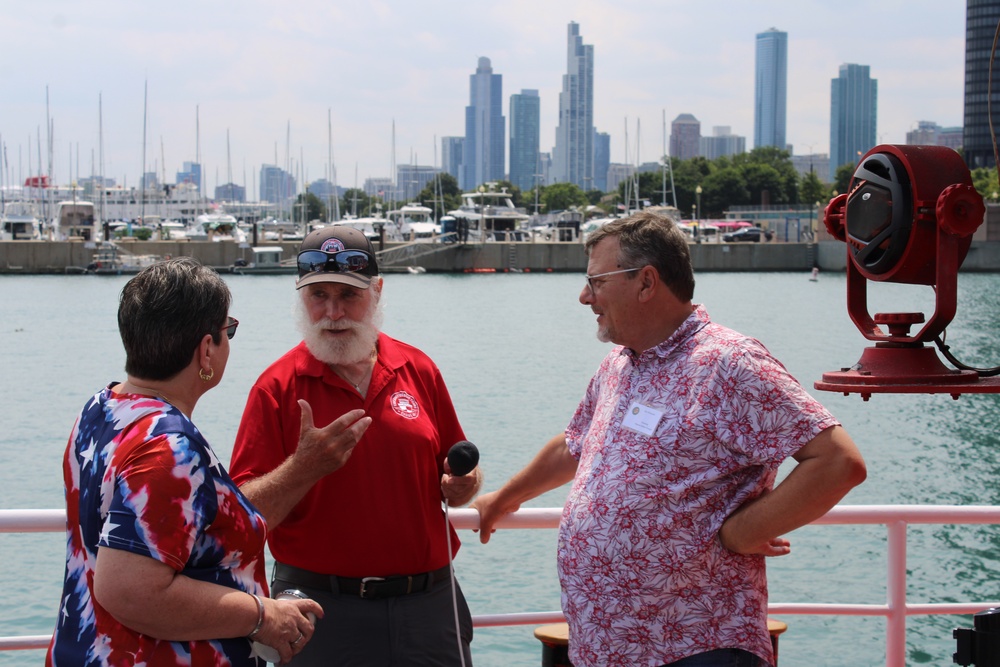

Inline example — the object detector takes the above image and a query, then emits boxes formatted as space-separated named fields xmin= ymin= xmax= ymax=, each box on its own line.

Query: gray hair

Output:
xmin=584 ymin=211 xmax=695 ymax=301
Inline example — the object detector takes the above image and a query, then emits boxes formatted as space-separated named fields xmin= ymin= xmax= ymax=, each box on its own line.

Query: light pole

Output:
xmin=695 ymin=185 xmax=702 ymax=243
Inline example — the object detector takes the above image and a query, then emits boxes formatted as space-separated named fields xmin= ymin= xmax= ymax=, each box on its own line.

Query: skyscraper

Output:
xmin=441 ymin=137 xmax=464 ymax=182
xmin=176 ymin=161 xmax=202 ymax=191
xmin=509 ymin=89 xmax=540 ymax=192
xmin=594 ymin=131 xmax=610 ymax=192
xmin=260 ymin=165 xmax=296 ymax=204
xmin=670 ymin=114 xmax=701 ymax=160
xmin=754 ymin=28 xmax=788 ymax=150
xmin=552 ymin=22 xmax=595 ymax=189
xmin=462 ymin=57 xmax=505 ymax=190
xmin=700 ymin=126 xmax=747 ymax=160
xmin=964 ymin=0 xmax=1000 ymax=168
xmin=829 ymin=63 xmax=877 ymax=175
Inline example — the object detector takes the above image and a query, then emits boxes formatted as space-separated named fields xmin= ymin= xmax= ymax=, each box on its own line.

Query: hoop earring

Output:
xmin=199 ymin=367 xmax=214 ymax=382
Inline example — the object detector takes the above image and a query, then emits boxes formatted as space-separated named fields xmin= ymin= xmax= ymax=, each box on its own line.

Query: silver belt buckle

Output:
xmin=359 ymin=576 xmax=385 ymax=598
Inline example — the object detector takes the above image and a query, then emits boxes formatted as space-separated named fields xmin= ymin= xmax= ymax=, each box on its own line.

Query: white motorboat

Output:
xmin=0 ymin=202 xmax=43 ymax=240
xmin=54 ymin=200 xmax=97 ymax=241
xmin=189 ymin=213 xmax=247 ymax=242
xmin=446 ymin=184 xmax=530 ymax=243
xmin=387 ymin=203 xmax=439 ymax=241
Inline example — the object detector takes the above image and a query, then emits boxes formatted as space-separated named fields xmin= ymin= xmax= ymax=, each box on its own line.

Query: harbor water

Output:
xmin=3 ymin=270 xmax=1000 ymax=666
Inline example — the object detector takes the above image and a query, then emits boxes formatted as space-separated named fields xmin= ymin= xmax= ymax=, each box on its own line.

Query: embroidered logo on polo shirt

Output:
xmin=390 ymin=391 xmax=420 ymax=419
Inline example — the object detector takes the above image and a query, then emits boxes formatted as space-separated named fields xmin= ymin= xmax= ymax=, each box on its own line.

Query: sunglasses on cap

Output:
xmin=297 ymin=249 xmax=375 ymax=278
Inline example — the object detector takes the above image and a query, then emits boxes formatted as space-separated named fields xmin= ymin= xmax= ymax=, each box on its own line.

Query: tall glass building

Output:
xmin=552 ymin=22 xmax=595 ymax=189
xmin=462 ymin=57 xmax=505 ymax=191
xmin=754 ymin=28 xmax=788 ymax=150
xmin=509 ymin=89 xmax=540 ymax=192
xmin=964 ymin=0 xmax=1000 ymax=168
xmin=594 ymin=131 xmax=610 ymax=192
xmin=829 ymin=63 xmax=878 ymax=175
xmin=441 ymin=137 xmax=464 ymax=183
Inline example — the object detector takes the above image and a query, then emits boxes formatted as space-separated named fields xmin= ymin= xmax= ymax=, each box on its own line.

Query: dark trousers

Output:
xmin=272 ymin=568 xmax=473 ymax=667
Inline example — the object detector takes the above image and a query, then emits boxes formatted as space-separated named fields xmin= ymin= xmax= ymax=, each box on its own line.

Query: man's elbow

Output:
xmin=836 ymin=450 xmax=868 ymax=495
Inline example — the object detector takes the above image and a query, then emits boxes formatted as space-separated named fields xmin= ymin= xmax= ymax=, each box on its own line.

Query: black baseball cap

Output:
xmin=296 ymin=226 xmax=379 ymax=290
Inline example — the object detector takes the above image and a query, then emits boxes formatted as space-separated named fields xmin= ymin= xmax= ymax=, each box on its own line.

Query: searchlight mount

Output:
xmin=814 ymin=144 xmax=1000 ymax=400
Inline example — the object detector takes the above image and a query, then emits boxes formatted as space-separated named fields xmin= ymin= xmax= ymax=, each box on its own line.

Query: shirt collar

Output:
xmin=620 ymin=304 xmax=710 ymax=363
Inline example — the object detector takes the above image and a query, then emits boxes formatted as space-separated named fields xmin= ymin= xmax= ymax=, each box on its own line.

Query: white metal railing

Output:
xmin=4 ymin=505 xmax=1000 ymax=665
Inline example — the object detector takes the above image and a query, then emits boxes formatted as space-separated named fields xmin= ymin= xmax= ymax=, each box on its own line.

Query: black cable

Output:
xmin=933 ymin=334 xmax=1000 ymax=377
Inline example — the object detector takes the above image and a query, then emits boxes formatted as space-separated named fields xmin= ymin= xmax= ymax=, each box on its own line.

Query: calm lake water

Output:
xmin=3 ymin=270 xmax=1000 ymax=666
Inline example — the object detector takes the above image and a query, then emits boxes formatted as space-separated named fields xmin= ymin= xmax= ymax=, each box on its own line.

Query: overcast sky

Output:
xmin=1 ymin=0 xmax=965 ymax=194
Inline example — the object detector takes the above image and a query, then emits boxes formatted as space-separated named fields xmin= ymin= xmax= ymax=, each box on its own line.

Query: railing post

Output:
xmin=886 ymin=519 xmax=908 ymax=667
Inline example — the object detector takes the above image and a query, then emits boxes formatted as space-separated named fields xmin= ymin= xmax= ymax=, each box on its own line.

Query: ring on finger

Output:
xmin=291 ymin=632 xmax=303 ymax=645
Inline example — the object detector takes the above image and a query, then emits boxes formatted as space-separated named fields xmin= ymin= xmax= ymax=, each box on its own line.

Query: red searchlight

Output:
xmin=814 ymin=144 xmax=999 ymax=400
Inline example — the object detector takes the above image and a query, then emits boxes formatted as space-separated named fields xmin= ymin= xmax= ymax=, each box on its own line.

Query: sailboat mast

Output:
xmin=390 ymin=119 xmax=396 ymax=213
xmin=226 ymin=128 xmax=233 ymax=199
xmin=634 ymin=118 xmax=641 ymax=212
xmin=622 ymin=118 xmax=630 ymax=214
xmin=661 ymin=110 xmax=667 ymax=206
xmin=328 ymin=108 xmax=340 ymax=222
xmin=99 ymin=93 xmax=106 ymax=237
xmin=140 ymin=80 xmax=148 ymax=226
xmin=45 ymin=86 xmax=52 ymax=227
xmin=352 ymin=163 xmax=358 ymax=217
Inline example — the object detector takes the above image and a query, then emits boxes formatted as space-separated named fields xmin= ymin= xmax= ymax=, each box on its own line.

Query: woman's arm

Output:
xmin=94 ymin=547 xmax=322 ymax=660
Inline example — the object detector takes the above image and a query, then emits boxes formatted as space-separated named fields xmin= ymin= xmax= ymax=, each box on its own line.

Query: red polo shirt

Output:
xmin=229 ymin=333 xmax=466 ymax=577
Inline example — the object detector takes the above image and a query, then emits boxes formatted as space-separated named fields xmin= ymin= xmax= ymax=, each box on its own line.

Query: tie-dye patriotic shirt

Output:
xmin=560 ymin=306 xmax=838 ymax=667
xmin=47 ymin=384 xmax=269 ymax=667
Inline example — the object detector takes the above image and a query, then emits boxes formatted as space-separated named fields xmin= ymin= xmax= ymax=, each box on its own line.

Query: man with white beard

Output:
xmin=229 ymin=227 xmax=482 ymax=666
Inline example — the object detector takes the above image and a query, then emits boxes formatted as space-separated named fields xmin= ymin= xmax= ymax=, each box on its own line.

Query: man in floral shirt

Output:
xmin=474 ymin=212 xmax=866 ymax=667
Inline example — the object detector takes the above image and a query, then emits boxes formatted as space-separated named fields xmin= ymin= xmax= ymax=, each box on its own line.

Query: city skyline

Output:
xmin=1 ymin=1 xmax=965 ymax=194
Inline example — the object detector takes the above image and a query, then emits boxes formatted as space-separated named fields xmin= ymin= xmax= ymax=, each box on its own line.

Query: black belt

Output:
xmin=274 ymin=562 xmax=452 ymax=600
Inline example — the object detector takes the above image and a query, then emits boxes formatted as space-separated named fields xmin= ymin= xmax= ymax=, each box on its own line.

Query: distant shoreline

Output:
xmin=3 ymin=240 xmax=1000 ymax=275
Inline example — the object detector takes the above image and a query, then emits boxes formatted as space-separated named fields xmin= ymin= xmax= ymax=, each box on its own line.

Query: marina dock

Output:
xmin=3 ymin=239 xmax=1000 ymax=275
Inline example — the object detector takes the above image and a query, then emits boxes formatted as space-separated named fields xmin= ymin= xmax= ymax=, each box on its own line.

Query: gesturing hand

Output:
xmin=295 ymin=399 xmax=372 ymax=477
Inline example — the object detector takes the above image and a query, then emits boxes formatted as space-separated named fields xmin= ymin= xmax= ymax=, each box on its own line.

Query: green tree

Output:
xmin=833 ymin=163 xmax=855 ymax=197
xmin=702 ymin=167 xmax=750 ymax=216
xmin=971 ymin=167 xmax=1000 ymax=201
xmin=295 ymin=192 xmax=326 ymax=223
xmin=732 ymin=147 xmax=799 ymax=203
xmin=417 ymin=173 xmax=462 ymax=217
xmin=523 ymin=186 xmax=545 ymax=215
xmin=541 ymin=182 xmax=587 ymax=212
xmin=671 ymin=157 xmax=713 ymax=216
xmin=493 ymin=180 xmax=523 ymax=208
xmin=617 ymin=172 xmax=663 ymax=209
xmin=340 ymin=188 xmax=370 ymax=218
xmin=799 ymin=170 xmax=827 ymax=206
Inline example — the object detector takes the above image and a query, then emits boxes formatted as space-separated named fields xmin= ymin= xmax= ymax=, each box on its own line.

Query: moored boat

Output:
xmin=446 ymin=184 xmax=530 ymax=243
xmin=0 ymin=201 xmax=43 ymax=241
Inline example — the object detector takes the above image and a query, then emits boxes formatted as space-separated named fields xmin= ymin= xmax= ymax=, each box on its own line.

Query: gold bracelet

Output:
xmin=247 ymin=593 xmax=265 ymax=639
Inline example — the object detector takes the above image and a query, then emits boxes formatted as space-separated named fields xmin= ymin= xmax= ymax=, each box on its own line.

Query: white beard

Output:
xmin=296 ymin=291 xmax=384 ymax=365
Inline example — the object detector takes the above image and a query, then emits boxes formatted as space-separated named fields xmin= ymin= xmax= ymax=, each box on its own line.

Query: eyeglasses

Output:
xmin=585 ymin=267 xmax=641 ymax=293
xmin=297 ymin=249 xmax=375 ymax=278
xmin=222 ymin=316 xmax=239 ymax=340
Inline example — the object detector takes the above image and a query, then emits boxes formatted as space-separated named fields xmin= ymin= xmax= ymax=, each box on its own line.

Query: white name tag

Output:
xmin=622 ymin=402 xmax=664 ymax=437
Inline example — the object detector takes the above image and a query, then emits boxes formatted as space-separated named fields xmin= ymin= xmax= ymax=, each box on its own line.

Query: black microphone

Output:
xmin=447 ymin=441 xmax=479 ymax=477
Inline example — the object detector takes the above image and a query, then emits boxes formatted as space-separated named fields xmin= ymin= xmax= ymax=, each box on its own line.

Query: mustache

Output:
xmin=311 ymin=318 xmax=361 ymax=332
